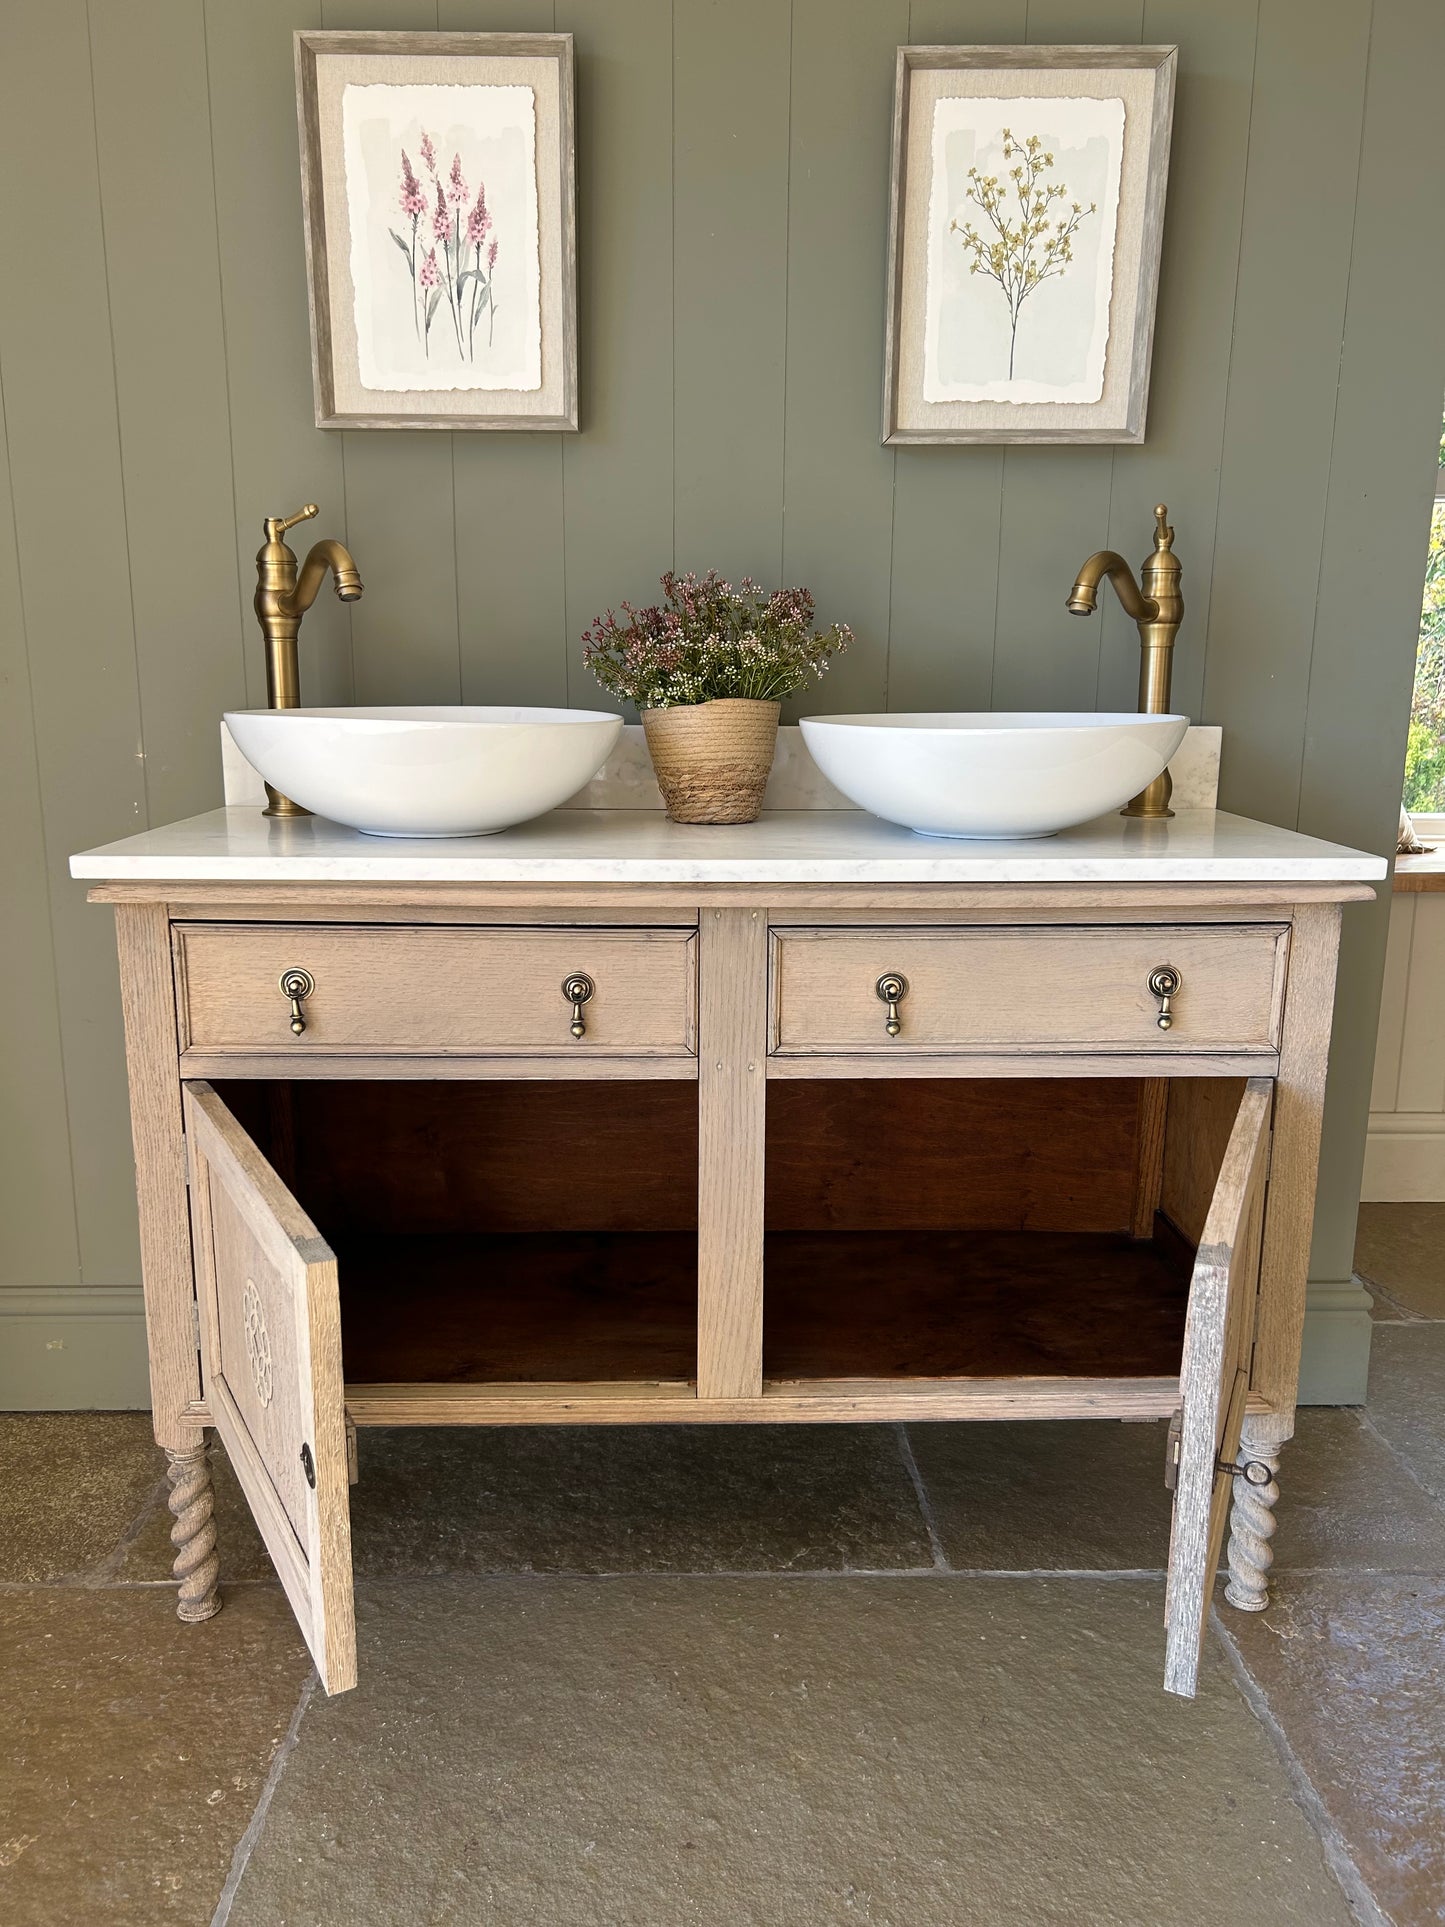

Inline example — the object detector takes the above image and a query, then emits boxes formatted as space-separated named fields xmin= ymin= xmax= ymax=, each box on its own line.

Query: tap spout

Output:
xmin=1061 ymin=506 xmax=1184 ymax=820
xmin=1065 ymin=551 xmax=1159 ymax=624
xmin=285 ymin=538 xmax=363 ymax=616
xmin=252 ymin=504 xmax=364 ymax=816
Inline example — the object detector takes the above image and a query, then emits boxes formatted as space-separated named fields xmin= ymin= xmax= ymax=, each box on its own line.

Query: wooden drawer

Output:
xmin=769 ymin=924 xmax=1289 ymax=1057
xmin=173 ymin=923 xmax=697 ymax=1066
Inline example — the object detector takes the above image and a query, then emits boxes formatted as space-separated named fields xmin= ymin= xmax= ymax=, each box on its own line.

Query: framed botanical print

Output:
xmin=295 ymin=31 xmax=577 ymax=430
xmin=882 ymin=45 xmax=1176 ymax=445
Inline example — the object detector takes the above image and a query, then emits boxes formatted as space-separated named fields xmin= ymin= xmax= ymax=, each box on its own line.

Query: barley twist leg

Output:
xmin=166 ymin=1443 xmax=221 ymax=1623
xmin=1223 ymin=1417 xmax=1284 ymax=1613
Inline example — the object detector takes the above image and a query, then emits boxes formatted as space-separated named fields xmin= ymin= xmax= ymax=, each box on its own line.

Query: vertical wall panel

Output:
xmin=206 ymin=0 xmax=353 ymax=709
xmin=89 ymin=0 xmax=248 ymax=824
xmin=1203 ymin=0 xmax=1372 ymax=827
xmin=1292 ymin=0 xmax=1445 ymax=1273
xmin=323 ymin=0 xmax=463 ymax=706
xmin=1098 ymin=0 xmax=1258 ymax=716
xmin=990 ymin=1 xmax=1143 ymax=714
xmin=672 ymin=0 xmax=791 ymax=583
xmin=678 ymin=0 xmax=793 ymax=581
xmin=342 ymin=427 xmax=462 ymax=703
xmin=885 ymin=0 xmax=1026 ymax=716
xmin=445 ymin=0 xmax=569 ymax=708
xmin=557 ymin=0 xmax=675 ymax=708
xmin=1369 ymin=897 xmax=1411 ymax=1116
xmin=0 ymin=4 xmax=145 ymax=1286
xmin=780 ymin=0 xmax=908 ymax=714
xmin=1395 ymin=904 xmax=1445 ymax=1116
xmin=0 ymin=386 xmax=81 ymax=1287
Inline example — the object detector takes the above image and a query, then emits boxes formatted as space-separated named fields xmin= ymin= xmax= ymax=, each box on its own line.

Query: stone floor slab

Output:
xmin=1366 ymin=1324 xmax=1445 ymax=1509
xmin=127 ymin=1425 xmax=932 ymax=1584
xmin=345 ymin=1424 xmax=934 ymax=1575
xmin=0 ymin=1583 xmax=310 ymax=1927
xmin=1367 ymin=1282 xmax=1422 ymax=1322
xmin=0 ymin=1414 xmax=164 ymax=1583
xmin=1354 ymin=1204 xmax=1445 ymax=1319
xmin=1222 ymin=1576 xmax=1445 ymax=1927
xmin=905 ymin=1419 xmax=1175 ymax=1570
xmin=1277 ymin=1408 xmax=1445 ymax=1573
xmin=227 ymin=1576 xmax=1357 ymax=1927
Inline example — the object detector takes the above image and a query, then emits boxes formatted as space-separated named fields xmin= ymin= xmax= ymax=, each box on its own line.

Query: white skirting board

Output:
xmin=1363 ymin=1113 xmax=1445 ymax=1201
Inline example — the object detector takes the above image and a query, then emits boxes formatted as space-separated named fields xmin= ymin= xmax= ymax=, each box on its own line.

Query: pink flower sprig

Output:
xmin=583 ymin=572 xmax=851 ymax=709
xmin=399 ymin=150 xmax=426 ymax=219
xmin=447 ymin=153 xmax=468 ymax=207
xmin=420 ymin=129 xmax=436 ymax=174
xmin=467 ymin=181 xmax=492 ymax=248
xmin=418 ymin=248 xmax=439 ymax=291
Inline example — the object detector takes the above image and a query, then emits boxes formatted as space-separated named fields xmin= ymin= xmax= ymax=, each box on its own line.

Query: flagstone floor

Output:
xmin=2 ymin=1206 xmax=1442 ymax=1926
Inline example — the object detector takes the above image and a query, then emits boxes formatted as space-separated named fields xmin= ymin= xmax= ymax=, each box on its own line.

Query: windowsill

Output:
xmin=1395 ymin=829 xmax=1445 ymax=891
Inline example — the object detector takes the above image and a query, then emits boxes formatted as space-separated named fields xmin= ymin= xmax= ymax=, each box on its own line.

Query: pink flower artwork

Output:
xmin=387 ymin=132 xmax=503 ymax=363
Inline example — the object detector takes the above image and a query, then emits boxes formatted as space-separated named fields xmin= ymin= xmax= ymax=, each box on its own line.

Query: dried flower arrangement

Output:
xmin=582 ymin=571 xmax=851 ymax=710
xmin=582 ymin=572 xmax=852 ymax=825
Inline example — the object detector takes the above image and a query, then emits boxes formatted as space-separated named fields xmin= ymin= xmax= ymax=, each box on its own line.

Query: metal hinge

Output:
xmin=1164 ymin=1408 xmax=1272 ymax=1492
xmin=344 ymin=1408 xmax=359 ymax=1486
xmin=189 ymin=1294 xmax=202 ymax=1353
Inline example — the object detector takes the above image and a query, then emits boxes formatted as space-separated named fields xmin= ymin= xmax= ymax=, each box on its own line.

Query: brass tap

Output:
xmin=253 ymin=505 xmax=363 ymax=816
xmin=1065 ymin=505 xmax=1184 ymax=819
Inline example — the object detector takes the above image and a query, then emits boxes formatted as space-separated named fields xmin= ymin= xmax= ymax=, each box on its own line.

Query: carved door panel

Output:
xmin=1164 ymin=1076 xmax=1272 ymax=1698
xmin=183 ymin=1081 xmax=356 ymax=1694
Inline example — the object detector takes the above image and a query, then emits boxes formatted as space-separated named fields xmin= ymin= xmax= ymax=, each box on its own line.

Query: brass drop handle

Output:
xmin=876 ymin=972 xmax=909 ymax=1039
xmin=279 ymin=967 xmax=315 ymax=1036
xmin=562 ymin=972 xmax=595 ymax=1039
xmin=1148 ymin=966 xmax=1182 ymax=1031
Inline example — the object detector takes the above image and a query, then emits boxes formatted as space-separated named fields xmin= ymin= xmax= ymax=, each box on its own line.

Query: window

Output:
xmin=1403 ymin=411 xmax=1445 ymax=816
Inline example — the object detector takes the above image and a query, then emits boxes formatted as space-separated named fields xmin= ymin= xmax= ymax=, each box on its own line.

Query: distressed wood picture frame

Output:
xmin=295 ymin=31 xmax=577 ymax=430
xmin=882 ymin=45 xmax=1176 ymax=445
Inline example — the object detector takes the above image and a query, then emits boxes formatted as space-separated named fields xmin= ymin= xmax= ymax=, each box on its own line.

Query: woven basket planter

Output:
xmin=641 ymin=699 xmax=781 ymax=824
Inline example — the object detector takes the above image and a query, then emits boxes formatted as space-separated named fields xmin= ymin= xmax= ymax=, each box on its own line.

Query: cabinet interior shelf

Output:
xmin=215 ymin=1070 xmax=1238 ymax=1416
xmin=335 ymin=1225 xmax=1193 ymax=1388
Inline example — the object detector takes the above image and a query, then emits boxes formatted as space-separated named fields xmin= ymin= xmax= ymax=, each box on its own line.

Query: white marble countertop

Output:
xmin=71 ymin=806 xmax=1386 ymax=885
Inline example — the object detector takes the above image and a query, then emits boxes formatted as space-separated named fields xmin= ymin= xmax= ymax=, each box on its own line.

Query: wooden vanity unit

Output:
xmin=72 ymin=803 xmax=1383 ymax=1699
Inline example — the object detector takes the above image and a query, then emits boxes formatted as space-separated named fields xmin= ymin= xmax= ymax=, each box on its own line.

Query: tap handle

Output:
xmin=1152 ymin=504 xmax=1174 ymax=551
xmin=263 ymin=504 xmax=319 ymax=545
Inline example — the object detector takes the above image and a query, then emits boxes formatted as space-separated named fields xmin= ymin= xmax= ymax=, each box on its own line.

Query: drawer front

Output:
xmin=769 ymin=924 xmax=1289 ymax=1056
xmin=175 ymin=924 xmax=697 ymax=1060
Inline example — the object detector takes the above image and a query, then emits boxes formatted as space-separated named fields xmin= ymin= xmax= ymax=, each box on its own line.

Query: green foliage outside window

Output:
xmin=1403 ymin=420 xmax=1445 ymax=813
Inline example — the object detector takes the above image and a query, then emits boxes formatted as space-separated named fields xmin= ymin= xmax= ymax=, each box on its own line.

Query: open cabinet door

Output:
xmin=183 ymin=1081 xmax=356 ymax=1694
xmin=1163 ymin=1076 xmax=1272 ymax=1699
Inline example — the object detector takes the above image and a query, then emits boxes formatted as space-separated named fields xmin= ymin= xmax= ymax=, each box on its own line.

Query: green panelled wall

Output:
xmin=1 ymin=0 xmax=1442 ymax=1402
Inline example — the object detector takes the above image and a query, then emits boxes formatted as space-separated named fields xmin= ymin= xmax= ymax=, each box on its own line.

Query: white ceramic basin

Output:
xmin=225 ymin=706 xmax=623 ymax=837
xmin=799 ymin=712 xmax=1191 ymax=839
